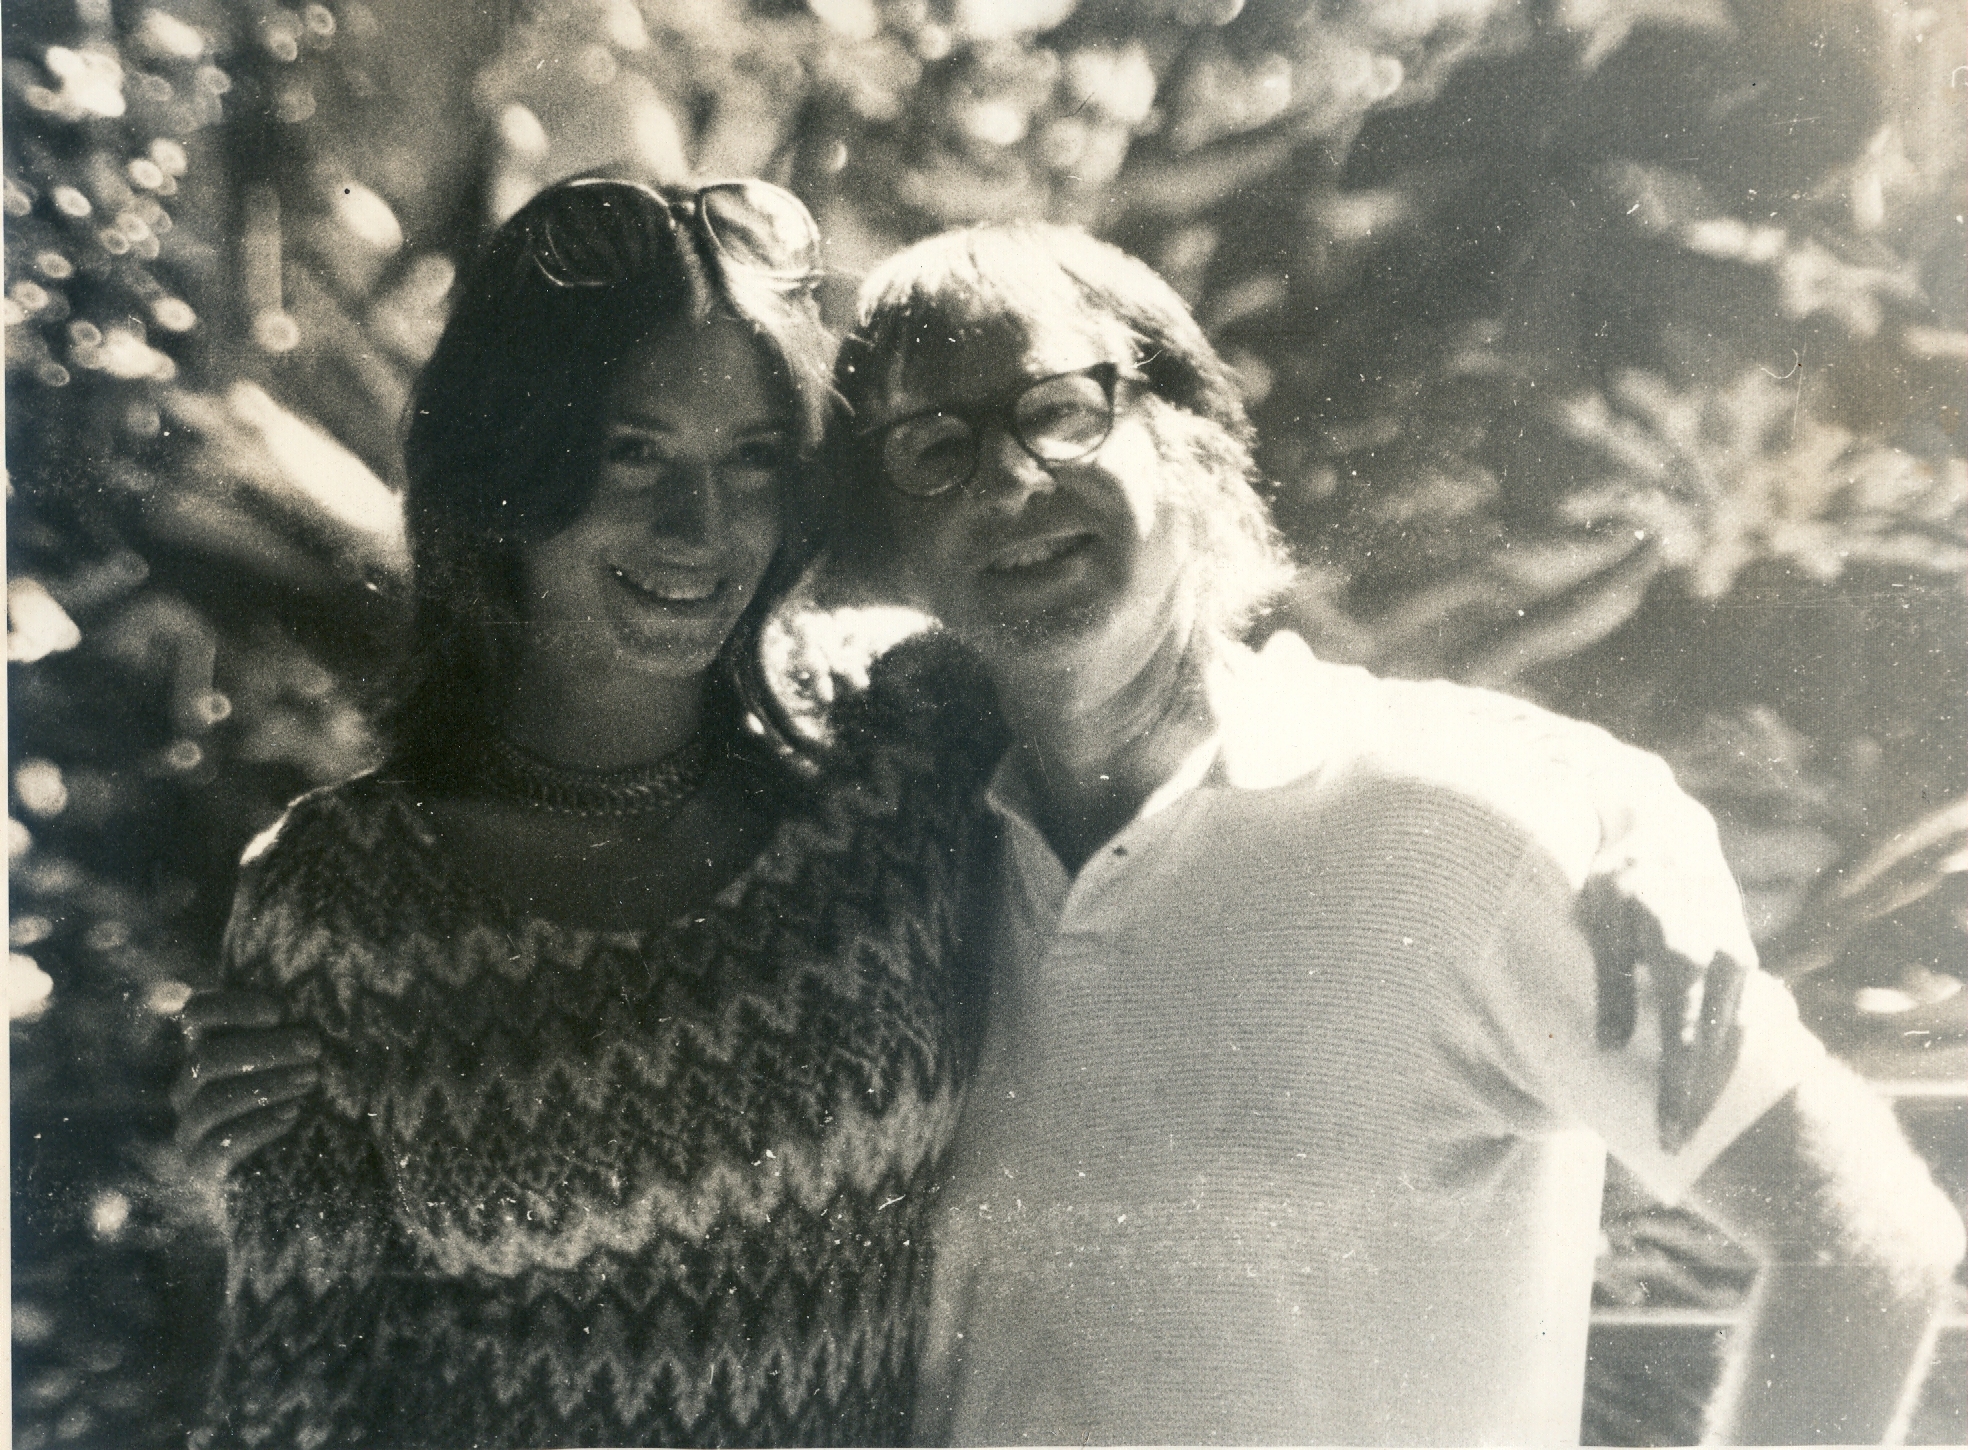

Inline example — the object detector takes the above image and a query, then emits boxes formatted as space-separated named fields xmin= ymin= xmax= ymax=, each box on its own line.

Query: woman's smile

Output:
xmin=606 ymin=561 xmax=725 ymax=607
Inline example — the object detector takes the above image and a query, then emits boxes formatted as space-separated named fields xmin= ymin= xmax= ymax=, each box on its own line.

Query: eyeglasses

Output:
xmin=865 ymin=363 xmax=1134 ymax=499
xmin=518 ymin=177 xmax=822 ymax=291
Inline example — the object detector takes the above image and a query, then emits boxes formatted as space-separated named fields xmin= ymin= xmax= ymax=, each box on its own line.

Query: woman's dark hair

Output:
xmin=381 ymin=177 xmax=835 ymax=776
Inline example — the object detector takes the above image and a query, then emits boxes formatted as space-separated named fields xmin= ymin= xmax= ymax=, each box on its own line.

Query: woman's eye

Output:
xmin=602 ymin=434 xmax=662 ymax=466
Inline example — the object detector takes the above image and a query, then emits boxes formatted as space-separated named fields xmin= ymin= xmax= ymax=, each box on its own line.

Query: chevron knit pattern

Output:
xmin=194 ymin=656 xmax=1001 ymax=1450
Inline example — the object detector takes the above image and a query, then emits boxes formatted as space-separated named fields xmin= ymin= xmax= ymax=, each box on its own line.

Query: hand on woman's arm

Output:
xmin=187 ymin=986 xmax=399 ymax=1450
xmin=173 ymin=990 xmax=323 ymax=1185
xmin=1580 ymin=866 xmax=1749 ymax=1153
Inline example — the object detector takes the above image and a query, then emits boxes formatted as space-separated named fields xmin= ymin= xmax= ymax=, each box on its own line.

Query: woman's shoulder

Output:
xmin=726 ymin=637 xmax=1000 ymax=962
xmin=237 ymin=771 xmax=432 ymax=877
xmin=224 ymin=771 xmax=457 ymax=971
xmin=814 ymin=631 xmax=1006 ymax=788
xmin=752 ymin=597 xmax=1005 ymax=786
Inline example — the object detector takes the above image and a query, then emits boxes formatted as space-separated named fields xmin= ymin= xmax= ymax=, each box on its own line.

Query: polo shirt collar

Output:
xmin=982 ymin=725 xmax=1224 ymax=853
xmin=981 ymin=633 xmax=1324 ymax=871
xmin=981 ymin=631 xmax=1354 ymax=876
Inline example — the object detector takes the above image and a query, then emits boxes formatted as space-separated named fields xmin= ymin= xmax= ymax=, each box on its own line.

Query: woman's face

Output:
xmin=518 ymin=317 xmax=791 ymax=687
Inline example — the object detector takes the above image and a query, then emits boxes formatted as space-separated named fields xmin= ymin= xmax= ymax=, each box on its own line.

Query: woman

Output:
xmin=179 ymin=175 xmax=999 ymax=1449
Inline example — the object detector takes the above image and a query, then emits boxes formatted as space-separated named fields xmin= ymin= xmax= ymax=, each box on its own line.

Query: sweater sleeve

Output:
xmin=1466 ymin=841 xmax=1826 ymax=1205
xmin=195 ymin=802 xmax=406 ymax=1450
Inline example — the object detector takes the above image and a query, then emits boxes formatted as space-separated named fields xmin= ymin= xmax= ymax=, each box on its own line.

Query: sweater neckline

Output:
xmin=364 ymin=770 xmax=778 ymax=946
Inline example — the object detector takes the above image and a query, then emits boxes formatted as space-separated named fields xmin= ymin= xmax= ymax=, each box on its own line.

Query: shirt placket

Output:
xmin=999 ymin=753 xmax=1222 ymax=957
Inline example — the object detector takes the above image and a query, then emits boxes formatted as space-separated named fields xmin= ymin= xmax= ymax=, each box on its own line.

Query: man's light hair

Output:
xmin=831 ymin=222 xmax=1295 ymax=638
xmin=1137 ymin=391 xmax=1297 ymax=638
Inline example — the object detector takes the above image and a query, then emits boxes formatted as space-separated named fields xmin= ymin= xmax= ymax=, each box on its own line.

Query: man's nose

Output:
xmin=972 ymin=424 xmax=1055 ymax=507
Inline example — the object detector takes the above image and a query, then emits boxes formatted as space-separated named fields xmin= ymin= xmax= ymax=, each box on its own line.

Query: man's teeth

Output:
xmin=610 ymin=566 xmax=718 ymax=603
xmin=988 ymin=535 xmax=1086 ymax=571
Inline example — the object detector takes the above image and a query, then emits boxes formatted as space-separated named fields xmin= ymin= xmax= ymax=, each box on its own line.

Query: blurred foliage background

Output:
xmin=7 ymin=0 xmax=1964 ymax=1444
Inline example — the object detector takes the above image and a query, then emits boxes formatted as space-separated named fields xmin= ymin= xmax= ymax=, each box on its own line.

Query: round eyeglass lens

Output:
xmin=1014 ymin=371 xmax=1113 ymax=460
xmin=698 ymin=182 xmax=821 ymax=280
xmin=884 ymin=413 xmax=976 ymax=497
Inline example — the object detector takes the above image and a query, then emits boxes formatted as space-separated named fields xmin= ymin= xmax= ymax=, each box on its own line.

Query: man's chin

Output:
xmin=965 ymin=601 xmax=1119 ymax=687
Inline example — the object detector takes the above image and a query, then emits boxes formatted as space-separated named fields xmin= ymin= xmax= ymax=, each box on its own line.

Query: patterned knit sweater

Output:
xmin=195 ymin=649 xmax=1000 ymax=1449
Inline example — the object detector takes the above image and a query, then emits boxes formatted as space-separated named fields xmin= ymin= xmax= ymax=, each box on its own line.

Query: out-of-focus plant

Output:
xmin=5 ymin=3 xmax=474 ymax=1446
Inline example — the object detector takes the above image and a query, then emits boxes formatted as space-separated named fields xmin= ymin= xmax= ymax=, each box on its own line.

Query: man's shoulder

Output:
xmin=1215 ymin=635 xmax=1615 ymax=878
xmin=1220 ymin=633 xmax=1630 ymax=774
xmin=1230 ymin=633 xmax=1758 ymax=972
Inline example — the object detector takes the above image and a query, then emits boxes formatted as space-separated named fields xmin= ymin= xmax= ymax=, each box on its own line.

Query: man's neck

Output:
xmin=996 ymin=623 xmax=1222 ymax=872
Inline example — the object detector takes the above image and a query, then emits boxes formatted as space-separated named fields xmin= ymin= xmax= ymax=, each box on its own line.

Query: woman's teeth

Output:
xmin=609 ymin=566 xmax=719 ymax=604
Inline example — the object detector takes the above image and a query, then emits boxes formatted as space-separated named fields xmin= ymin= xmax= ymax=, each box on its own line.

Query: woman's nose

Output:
xmin=647 ymin=467 xmax=722 ymax=547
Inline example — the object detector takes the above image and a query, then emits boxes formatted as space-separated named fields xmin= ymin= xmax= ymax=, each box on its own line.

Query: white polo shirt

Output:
xmin=916 ymin=634 xmax=1824 ymax=1446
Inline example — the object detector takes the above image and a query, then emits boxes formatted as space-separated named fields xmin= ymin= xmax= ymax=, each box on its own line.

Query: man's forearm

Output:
xmin=1705 ymin=1261 xmax=1948 ymax=1444
xmin=1689 ymin=1067 xmax=1964 ymax=1444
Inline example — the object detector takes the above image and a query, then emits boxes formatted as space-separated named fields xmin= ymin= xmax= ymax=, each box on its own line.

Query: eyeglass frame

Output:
xmin=519 ymin=176 xmax=823 ymax=292
xmin=858 ymin=362 xmax=1143 ymax=500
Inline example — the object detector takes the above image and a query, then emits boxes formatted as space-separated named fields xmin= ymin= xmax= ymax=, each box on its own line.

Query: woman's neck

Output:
xmin=500 ymin=658 xmax=712 ymax=771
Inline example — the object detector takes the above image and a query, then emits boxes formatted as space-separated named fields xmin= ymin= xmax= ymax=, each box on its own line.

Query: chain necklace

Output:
xmin=476 ymin=733 xmax=714 ymax=818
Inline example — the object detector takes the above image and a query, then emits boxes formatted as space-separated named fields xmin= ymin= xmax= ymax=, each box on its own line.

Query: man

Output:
xmin=829 ymin=223 xmax=1963 ymax=1445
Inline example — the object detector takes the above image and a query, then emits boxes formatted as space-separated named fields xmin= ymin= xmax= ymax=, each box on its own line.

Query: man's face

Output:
xmin=863 ymin=317 xmax=1199 ymax=696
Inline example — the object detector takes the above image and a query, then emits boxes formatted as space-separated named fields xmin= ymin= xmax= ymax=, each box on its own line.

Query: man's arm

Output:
xmin=1686 ymin=1060 xmax=1964 ymax=1444
xmin=1297 ymin=650 xmax=1757 ymax=1148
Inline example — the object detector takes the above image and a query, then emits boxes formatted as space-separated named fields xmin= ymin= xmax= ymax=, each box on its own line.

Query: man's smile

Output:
xmin=981 ymin=529 xmax=1098 ymax=577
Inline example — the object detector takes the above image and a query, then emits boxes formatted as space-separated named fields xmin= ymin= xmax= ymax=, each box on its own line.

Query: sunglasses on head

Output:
xmin=517 ymin=177 xmax=823 ymax=292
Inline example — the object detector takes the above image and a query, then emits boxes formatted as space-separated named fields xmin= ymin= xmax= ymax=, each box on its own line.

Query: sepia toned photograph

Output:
xmin=7 ymin=0 xmax=1964 ymax=1445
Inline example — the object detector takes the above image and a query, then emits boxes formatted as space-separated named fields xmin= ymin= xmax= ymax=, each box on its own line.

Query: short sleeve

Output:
xmin=1471 ymin=845 xmax=1827 ymax=1204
